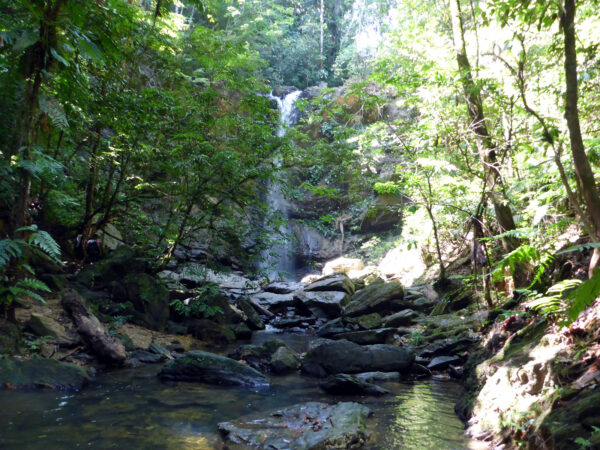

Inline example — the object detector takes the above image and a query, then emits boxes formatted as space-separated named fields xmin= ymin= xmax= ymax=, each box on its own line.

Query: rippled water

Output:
xmin=0 ymin=334 xmax=477 ymax=449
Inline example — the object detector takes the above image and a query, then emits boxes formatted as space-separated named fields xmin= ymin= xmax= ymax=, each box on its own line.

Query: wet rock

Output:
xmin=382 ymin=309 xmax=418 ymax=327
xmin=235 ymin=296 xmax=266 ymax=330
xmin=28 ymin=313 xmax=78 ymax=345
xmin=344 ymin=281 xmax=407 ymax=317
xmin=305 ymin=274 xmax=355 ymax=296
xmin=410 ymin=363 xmax=432 ymax=379
xmin=321 ymin=373 xmax=389 ymax=396
xmin=295 ymin=290 xmax=351 ymax=318
xmin=130 ymin=350 xmax=165 ymax=364
xmin=0 ymin=357 xmax=89 ymax=390
xmin=317 ymin=318 xmax=355 ymax=338
xmin=332 ymin=328 xmax=396 ymax=345
xmin=186 ymin=319 xmax=236 ymax=345
xmin=427 ymin=356 xmax=461 ymax=371
xmin=159 ymin=350 xmax=269 ymax=387
xmin=355 ymin=371 xmax=401 ymax=383
xmin=218 ymin=401 xmax=371 ymax=449
xmin=302 ymin=339 xmax=414 ymax=377
xmin=62 ymin=290 xmax=127 ymax=366
xmin=270 ymin=346 xmax=301 ymax=373
xmin=356 ymin=313 xmax=382 ymax=330
xmin=272 ymin=316 xmax=317 ymax=329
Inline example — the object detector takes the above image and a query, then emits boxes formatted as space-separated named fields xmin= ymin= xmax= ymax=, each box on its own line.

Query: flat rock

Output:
xmin=295 ymin=290 xmax=351 ymax=318
xmin=0 ymin=358 xmax=89 ymax=390
xmin=382 ymin=309 xmax=418 ymax=327
xmin=302 ymin=339 xmax=414 ymax=377
xmin=427 ymin=356 xmax=461 ymax=371
xmin=305 ymin=274 xmax=355 ymax=296
xmin=354 ymin=371 xmax=401 ymax=383
xmin=264 ymin=281 xmax=304 ymax=294
xmin=332 ymin=328 xmax=396 ymax=345
xmin=250 ymin=292 xmax=297 ymax=312
xmin=159 ymin=350 xmax=269 ymax=387
xmin=28 ymin=313 xmax=78 ymax=345
xmin=343 ymin=281 xmax=407 ymax=317
xmin=218 ymin=401 xmax=372 ymax=449
xmin=321 ymin=373 xmax=388 ymax=396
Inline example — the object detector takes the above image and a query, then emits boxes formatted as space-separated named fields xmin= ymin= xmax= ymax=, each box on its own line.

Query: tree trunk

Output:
xmin=561 ymin=0 xmax=600 ymax=277
xmin=449 ymin=0 xmax=517 ymax=248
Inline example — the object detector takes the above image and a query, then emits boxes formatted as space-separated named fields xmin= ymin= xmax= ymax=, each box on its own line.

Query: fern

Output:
xmin=0 ymin=239 xmax=22 ymax=269
xmin=28 ymin=229 xmax=61 ymax=262
xmin=556 ymin=242 xmax=600 ymax=256
xmin=39 ymin=95 xmax=69 ymax=131
xmin=567 ymin=268 xmax=600 ymax=322
xmin=492 ymin=244 xmax=541 ymax=283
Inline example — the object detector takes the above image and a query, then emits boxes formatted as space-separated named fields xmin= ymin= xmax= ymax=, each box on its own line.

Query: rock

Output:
xmin=0 ymin=357 xmax=89 ymax=390
xmin=332 ymin=328 xmax=396 ymax=345
xmin=343 ymin=281 xmax=407 ymax=317
xmin=295 ymin=290 xmax=351 ymax=318
xmin=186 ymin=319 xmax=236 ymax=345
xmin=177 ymin=264 xmax=257 ymax=290
xmin=235 ymin=296 xmax=265 ymax=330
xmin=124 ymin=273 xmax=170 ymax=331
xmin=305 ymin=274 xmax=355 ymax=296
xmin=189 ymin=292 xmax=244 ymax=324
xmin=270 ymin=346 xmax=301 ymax=373
xmin=159 ymin=350 xmax=269 ymax=387
xmin=231 ymin=323 xmax=252 ymax=339
xmin=272 ymin=316 xmax=317 ymax=329
xmin=321 ymin=373 xmax=389 ymax=396
xmin=323 ymin=257 xmax=365 ymax=276
xmin=149 ymin=343 xmax=172 ymax=358
xmin=382 ymin=309 xmax=418 ymax=327
xmin=62 ymin=290 xmax=127 ymax=366
xmin=356 ymin=313 xmax=382 ymax=330
xmin=427 ymin=356 xmax=461 ymax=371
xmin=250 ymin=292 xmax=297 ymax=313
xmin=76 ymin=245 xmax=147 ymax=288
xmin=0 ymin=320 xmax=20 ymax=354
xmin=355 ymin=371 xmax=401 ymax=383
xmin=228 ymin=339 xmax=289 ymax=372
xmin=218 ymin=401 xmax=371 ymax=449
xmin=412 ymin=296 xmax=436 ymax=312
xmin=264 ymin=281 xmax=304 ymax=294
xmin=130 ymin=350 xmax=165 ymax=364
xmin=302 ymin=340 xmax=414 ymax=377
xmin=317 ymin=318 xmax=355 ymax=338
xmin=359 ymin=194 xmax=402 ymax=233
xmin=28 ymin=313 xmax=78 ymax=345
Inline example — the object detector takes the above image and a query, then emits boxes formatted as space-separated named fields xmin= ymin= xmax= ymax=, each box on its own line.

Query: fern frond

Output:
xmin=39 ymin=95 xmax=69 ymax=131
xmin=493 ymin=244 xmax=541 ymax=282
xmin=0 ymin=239 xmax=23 ymax=269
xmin=28 ymin=230 xmax=61 ymax=262
xmin=556 ymin=242 xmax=600 ymax=256
xmin=567 ymin=268 xmax=600 ymax=322
xmin=6 ymin=286 xmax=46 ymax=303
xmin=17 ymin=278 xmax=51 ymax=293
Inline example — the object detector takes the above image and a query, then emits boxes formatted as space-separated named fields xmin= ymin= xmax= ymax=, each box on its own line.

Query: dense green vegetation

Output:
xmin=1 ymin=0 xmax=600 ymax=326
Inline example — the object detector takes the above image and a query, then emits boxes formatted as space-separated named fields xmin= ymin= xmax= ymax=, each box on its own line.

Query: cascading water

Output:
xmin=261 ymin=90 xmax=302 ymax=280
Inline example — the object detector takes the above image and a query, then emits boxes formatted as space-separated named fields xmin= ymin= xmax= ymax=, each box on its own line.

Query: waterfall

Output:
xmin=262 ymin=90 xmax=302 ymax=280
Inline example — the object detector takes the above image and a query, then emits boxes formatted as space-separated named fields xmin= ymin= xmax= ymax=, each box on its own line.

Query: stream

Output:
xmin=0 ymin=332 xmax=477 ymax=449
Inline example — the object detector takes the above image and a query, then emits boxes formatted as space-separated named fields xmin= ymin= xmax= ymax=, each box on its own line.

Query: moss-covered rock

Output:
xmin=0 ymin=357 xmax=89 ymax=390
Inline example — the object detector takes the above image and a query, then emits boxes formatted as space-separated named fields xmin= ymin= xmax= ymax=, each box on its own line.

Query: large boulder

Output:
xmin=381 ymin=309 xmax=418 ymax=327
xmin=0 ymin=358 xmax=89 ymax=390
xmin=343 ymin=281 xmax=406 ymax=317
xmin=264 ymin=281 xmax=304 ymax=294
xmin=270 ymin=346 xmax=301 ymax=373
xmin=186 ymin=319 xmax=236 ymax=345
xmin=331 ymin=328 xmax=396 ymax=345
xmin=28 ymin=313 xmax=78 ymax=346
xmin=305 ymin=274 xmax=355 ymax=296
xmin=295 ymin=290 xmax=351 ymax=318
xmin=228 ymin=339 xmax=289 ymax=372
xmin=159 ymin=350 xmax=269 ymax=387
xmin=123 ymin=273 xmax=170 ymax=331
xmin=235 ymin=296 xmax=265 ymax=330
xmin=218 ymin=401 xmax=371 ymax=449
xmin=302 ymin=340 xmax=414 ymax=377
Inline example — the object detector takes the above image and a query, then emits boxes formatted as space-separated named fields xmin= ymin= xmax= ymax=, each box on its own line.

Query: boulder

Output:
xmin=332 ymin=328 xmax=396 ymax=345
xmin=271 ymin=316 xmax=317 ymax=329
xmin=323 ymin=257 xmax=365 ymax=276
xmin=295 ymin=290 xmax=351 ymax=318
xmin=354 ymin=371 xmax=401 ymax=383
xmin=305 ymin=274 xmax=355 ymax=296
xmin=359 ymin=194 xmax=402 ymax=233
xmin=264 ymin=281 xmax=304 ymax=294
xmin=62 ymin=290 xmax=126 ymax=366
xmin=186 ymin=319 xmax=236 ymax=345
xmin=218 ymin=401 xmax=371 ymax=449
xmin=124 ymin=273 xmax=170 ymax=331
xmin=343 ymin=281 xmax=406 ymax=317
xmin=356 ymin=313 xmax=382 ymax=330
xmin=270 ymin=346 xmax=301 ymax=373
xmin=381 ymin=309 xmax=418 ymax=327
xmin=317 ymin=318 xmax=355 ymax=338
xmin=302 ymin=340 xmax=414 ymax=377
xmin=0 ymin=357 xmax=89 ymax=390
xmin=228 ymin=339 xmax=294 ymax=373
xmin=320 ymin=373 xmax=388 ymax=396
xmin=250 ymin=292 xmax=298 ymax=313
xmin=159 ymin=350 xmax=269 ymax=387
xmin=28 ymin=313 xmax=78 ymax=345
xmin=427 ymin=356 xmax=461 ymax=371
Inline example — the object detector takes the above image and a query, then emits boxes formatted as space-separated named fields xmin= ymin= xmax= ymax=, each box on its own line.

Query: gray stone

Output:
xmin=250 ymin=292 xmax=297 ymax=312
xmin=0 ymin=357 xmax=89 ymax=390
xmin=218 ymin=401 xmax=371 ymax=449
xmin=302 ymin=339 xmax=414 ymax=377
xmin=427 ymin=356 xmax=461 ymax=371
xmin=295 ymin=290 xmax=351 ymax=318
xmin=332 ymin=328 xmax=396 ymax=345
xmin=186 ymin=319 xmax=236 ymax=345
xmin=28 ymin=313 xmax=77 ymax=345
xmin=344 ymin=281 xmax=407 ymax=317
xmin=236 ymin=296 xmax=265 ymax=330
xmin=356 ymin=313 xmax=382 ymax=330
xmin=382 ymin=309 xmax=418 ymax=327
xmin=354 ymin=371 xmax=401 ymax=383
xmin=264 ymin=281 xmax=304 ymax=294
xmin=317 ymin=318 xmax=355 ymax=338
xmin=270 ymin=346 xmax=301 ymax=373
xmin=159 ymin=350 xmax=269 ymax=387
xmin=305 ymin=274 xmax=355 ymax=296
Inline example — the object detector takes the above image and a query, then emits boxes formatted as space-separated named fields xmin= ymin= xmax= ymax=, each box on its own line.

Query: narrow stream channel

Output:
xmin=0 ymin=332 xmax=478 ymax=449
